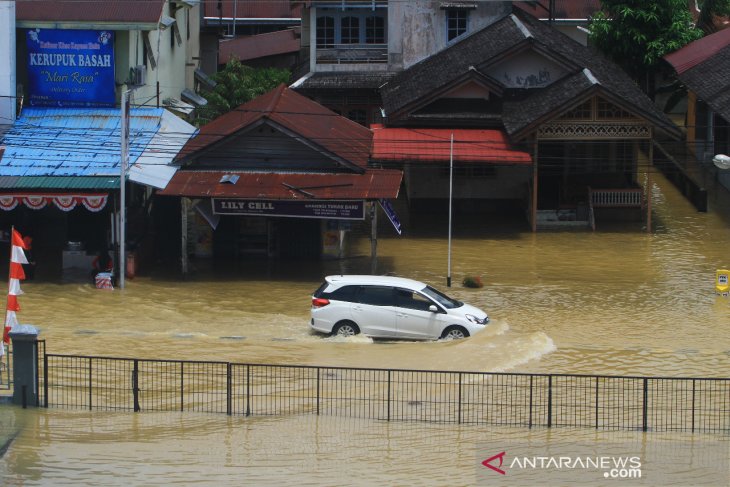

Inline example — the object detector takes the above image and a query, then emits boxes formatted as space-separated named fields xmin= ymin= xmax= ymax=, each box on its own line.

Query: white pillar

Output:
xmin=0 ymin=1 xmax=16 ymax=125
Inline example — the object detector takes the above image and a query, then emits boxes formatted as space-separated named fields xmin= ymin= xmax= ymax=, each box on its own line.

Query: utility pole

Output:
xmin=119 ymin=90 xmax=130 ymax=289
xmin=447 ymin=133 xmax=453 ymax=287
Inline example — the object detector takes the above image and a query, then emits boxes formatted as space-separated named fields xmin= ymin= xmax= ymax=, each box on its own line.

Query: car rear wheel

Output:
xmin=333 ymin=321 xmax=360 ymax=337
xmin=441 ymin=326 xmax=469 ymax=340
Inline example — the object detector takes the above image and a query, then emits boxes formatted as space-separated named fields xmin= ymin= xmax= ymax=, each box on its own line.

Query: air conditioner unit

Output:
xmin=130 ymin=65 xmax=147 ymax=86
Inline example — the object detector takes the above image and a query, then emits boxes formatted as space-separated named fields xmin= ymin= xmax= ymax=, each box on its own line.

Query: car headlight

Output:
xmin=465 ymin=314 xmax=488 ymax=325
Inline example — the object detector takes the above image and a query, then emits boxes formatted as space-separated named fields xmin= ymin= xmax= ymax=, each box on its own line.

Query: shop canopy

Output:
xmin=158 ymin=170 xmax=402 ymax=200
xmin=0 ymin=107 xmax=197 ymax=190
xmin=370 ymin=126 xmax=532 ymax=164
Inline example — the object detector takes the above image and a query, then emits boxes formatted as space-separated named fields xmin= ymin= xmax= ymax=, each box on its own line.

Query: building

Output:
xmin=293 ymin=1 xmax=682 ymax=231
xmin=664 ymin=28 xmax=730 ymax=192
xmin=0 ymin=0 xmax=199 ymax=278
xmin=158 ymin=84 xmax=402 ymax=272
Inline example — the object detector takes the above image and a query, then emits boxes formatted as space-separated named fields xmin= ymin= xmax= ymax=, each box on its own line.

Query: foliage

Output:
xmin=589 ymin=1 xmax=702 ymax=86
xmin=697 ymin=0 xmax=730 ymax=33
xmin=462 ymin=275 xmax=484 ymax=288
xmin=194 ymin=59 xmax=291 ymax=126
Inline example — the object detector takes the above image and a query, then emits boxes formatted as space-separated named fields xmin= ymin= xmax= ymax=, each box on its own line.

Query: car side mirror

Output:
xmin=429 ymin=305 xmax=439 ymax=313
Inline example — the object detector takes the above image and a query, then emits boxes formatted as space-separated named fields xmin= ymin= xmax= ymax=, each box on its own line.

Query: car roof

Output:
xmin=324 ymin=275 xmax=428 ymax=291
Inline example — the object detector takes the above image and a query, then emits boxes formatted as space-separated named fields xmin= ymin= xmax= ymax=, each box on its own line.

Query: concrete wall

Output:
xmin=0 ymin=0 xmax=16 ymax=124
xmin=303 ymin=0 xmax=511 ymax=73
xmin=126 ymin=2 xmax=201 ymax=108
xmin=392 ymin=0 xmax=511 ymax=69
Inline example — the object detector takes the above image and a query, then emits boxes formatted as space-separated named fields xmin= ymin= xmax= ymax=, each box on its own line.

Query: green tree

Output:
xmin=589 ymin=1 xmax=703 ymax=95
xmin=195 ymin=59 xmax=291 ymax=126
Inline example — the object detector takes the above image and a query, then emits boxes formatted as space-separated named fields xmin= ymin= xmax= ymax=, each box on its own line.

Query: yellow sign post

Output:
xmin=716 ymin=269 xmax=730 ymax=295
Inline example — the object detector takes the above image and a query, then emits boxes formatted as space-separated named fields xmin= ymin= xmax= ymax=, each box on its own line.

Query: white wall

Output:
xmin=0 ymin=0 xmax=16 ymax=124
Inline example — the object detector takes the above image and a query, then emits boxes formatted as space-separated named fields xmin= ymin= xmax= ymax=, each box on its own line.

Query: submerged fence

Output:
xmin=40 ymin=353 xmax=730 ymax=433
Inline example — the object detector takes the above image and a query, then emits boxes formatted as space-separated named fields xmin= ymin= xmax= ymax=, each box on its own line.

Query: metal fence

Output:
xmin=41 ymin=353 xmax=730 ymax=434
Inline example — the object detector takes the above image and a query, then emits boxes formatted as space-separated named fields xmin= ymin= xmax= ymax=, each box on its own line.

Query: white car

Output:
xmin=311 ymin=275 xmax=489 ymax=340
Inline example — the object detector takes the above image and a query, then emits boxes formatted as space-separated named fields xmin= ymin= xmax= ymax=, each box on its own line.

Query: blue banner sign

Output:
xmin=379 ymin=199 xmax=402 ymax=235
xmin=26 ymin=29 xmax=115 ymax=107
xmin=213 ymin=199 xmax=366 ymax=220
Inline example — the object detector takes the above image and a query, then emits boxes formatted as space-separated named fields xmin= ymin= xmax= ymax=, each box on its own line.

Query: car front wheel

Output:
xmin=333 ymin=321 xmax=360 ymax=337
xmin=441 ymin=326 xmax=469 ymax=340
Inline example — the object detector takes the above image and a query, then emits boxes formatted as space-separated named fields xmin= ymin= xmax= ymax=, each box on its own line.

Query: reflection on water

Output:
xmin=1 ymin=172 xmax=730 ymax=485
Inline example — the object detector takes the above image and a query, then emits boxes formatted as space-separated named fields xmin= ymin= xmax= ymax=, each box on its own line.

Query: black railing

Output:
xmin=42 ymin=354 xmax=730 ymax=434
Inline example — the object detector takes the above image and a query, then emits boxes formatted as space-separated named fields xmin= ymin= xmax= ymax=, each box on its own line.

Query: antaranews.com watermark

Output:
xmin=476 ymin=439 xmax=728 ymax=486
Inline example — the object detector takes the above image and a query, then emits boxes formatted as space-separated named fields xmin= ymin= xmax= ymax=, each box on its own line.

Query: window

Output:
xmin=317 ymin=16 xmax=335 ymax=48
xmin=396 ymin=289 xmax=434 ymax=312
xmin=341 ymin=16 xmax=360 ymax=44
xmin=356 ymin=286 xmax=394 ymax=306
xmin=316 ymin=9 xmax=387 ymax=46
xmin=366 ymin=15 xmax=385 ymax=43
xmin=327 ymin=285 xmax=358 ymax=302
xmin=446 ymin=9 xmax=468 ymax=42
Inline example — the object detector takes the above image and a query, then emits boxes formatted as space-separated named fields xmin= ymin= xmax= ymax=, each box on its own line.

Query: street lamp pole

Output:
xmin=447 ymin=133 xmax=453 ymax=287
xmin=119 ymin=90 xmax=130 ymax=289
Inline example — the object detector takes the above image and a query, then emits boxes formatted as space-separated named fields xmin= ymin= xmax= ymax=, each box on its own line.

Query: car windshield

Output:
xmin=420 ymin=285 xmax=463 ymax=309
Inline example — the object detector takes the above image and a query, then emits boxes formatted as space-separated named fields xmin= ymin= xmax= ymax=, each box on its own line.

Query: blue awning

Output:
xmin=0 ymin=107 xmax=197 ymax=189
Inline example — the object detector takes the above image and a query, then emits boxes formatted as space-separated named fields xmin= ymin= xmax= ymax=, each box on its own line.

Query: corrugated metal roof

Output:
xmin=0 ymin=107 xmax=196 ymax=189
xmin=158 ymin=170 xmax=402 ymax=200
xmin=4 ymin=176 xmax=120 ymax=189
xmin=178 ymin=85 xmax=372 ymax=169
xmin=1 ymin=107 xmax=161 ymax=178
xmin=665 ymin=28 xmax=730 ymax=75
xmin=219 ymin=29 xmax=300 ymax=64
xmin=371 ymin=126 xmax=532 ymax=164
xmin=16 ymin=0 xmax=165 ymax=24
xmin=515 ymin=0 xmax=602 ymax=21
xmin=204 ymin=0 xmax=300 ymax=20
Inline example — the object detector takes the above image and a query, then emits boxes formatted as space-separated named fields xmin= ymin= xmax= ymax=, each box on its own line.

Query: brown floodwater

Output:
xmin=1 ymin=170 xmax=730 ymax=485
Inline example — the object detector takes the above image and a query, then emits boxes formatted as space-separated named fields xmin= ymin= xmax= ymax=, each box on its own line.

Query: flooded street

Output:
xmin=2 ymin=171 xmax=730 ymax=485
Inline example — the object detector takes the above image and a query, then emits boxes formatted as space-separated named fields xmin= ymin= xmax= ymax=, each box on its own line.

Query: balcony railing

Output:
xmin=589 ymin=188 xmax=644 ymax=208
xmin=316 ymin=44 xmax=388 ymax=64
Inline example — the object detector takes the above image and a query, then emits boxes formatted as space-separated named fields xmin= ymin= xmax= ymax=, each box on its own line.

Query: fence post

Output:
xmin=595 ymin=377 xmax=599 ymax=429
xmin=245 ymin=365 xmax=250 ymax=417
xmin=180 ymin=362 xmax=184 ymax=412
xmin=9 ymin=325 xmax=39 ymax=408
xmin=457 ymin=372 xmax=462 ymax=425
xmin=132 ymin=359 xmax=140 ymax=412
xmin=316 ymin=368 xmax=320 ymax=416
xmin=691 ymin=379 xmax=696 ymax=433
xmin=528 ymin=375 xmax=533 ymax=429
xmin=547 ymin=375 xmax=552 ymax=428
xmin=642 ymin=378 xmax=648 ymax=432
xmin=43 ymin=350 xmax=48 ymax=408
xmin=88 ymin=357 xmax=92 ymax=410
xmin=226 ymin=363 xmax=232 ymax=416
xmin=387 ymin=370 xmax=391 ymax=422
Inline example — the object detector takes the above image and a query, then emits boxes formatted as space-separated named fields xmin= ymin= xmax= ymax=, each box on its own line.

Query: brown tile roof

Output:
xmin=178 ymin=84 xmax=373 ymax=168
xmin=16 ymin=0 xmax=165 ymax=24
xmin=515 ymin=0 xmax=602 ymax=20
xmin=219 ymin=29 xmax=300 ymax=64
xmin=204 ymin=0 xmax=300 ymax=20
xmin=664 ymin=28 xmax=730 ymax=75
xmin=158 ymin=170 xmax=402 ymax=199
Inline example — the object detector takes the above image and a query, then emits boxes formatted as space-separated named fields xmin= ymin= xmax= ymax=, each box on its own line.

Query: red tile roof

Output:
xmin=16 ymin=0 xmax=165 ymax=24
xmin=219 ymin=29 xmax=300 ymax=64
xmin=370 ymin=126 xmax=532 ymax=164
xmin=515 ymin=0 xmax=602 ymax=20
xmin=178 ymin=84 xmax=373 ymax=168
xmin=158 ymin=170 xmax=402 ymax=199
xmin=204 ymin=0 xmax=300 ymax=19
xmin=664 ymin=28 xmax=730 ymax=74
